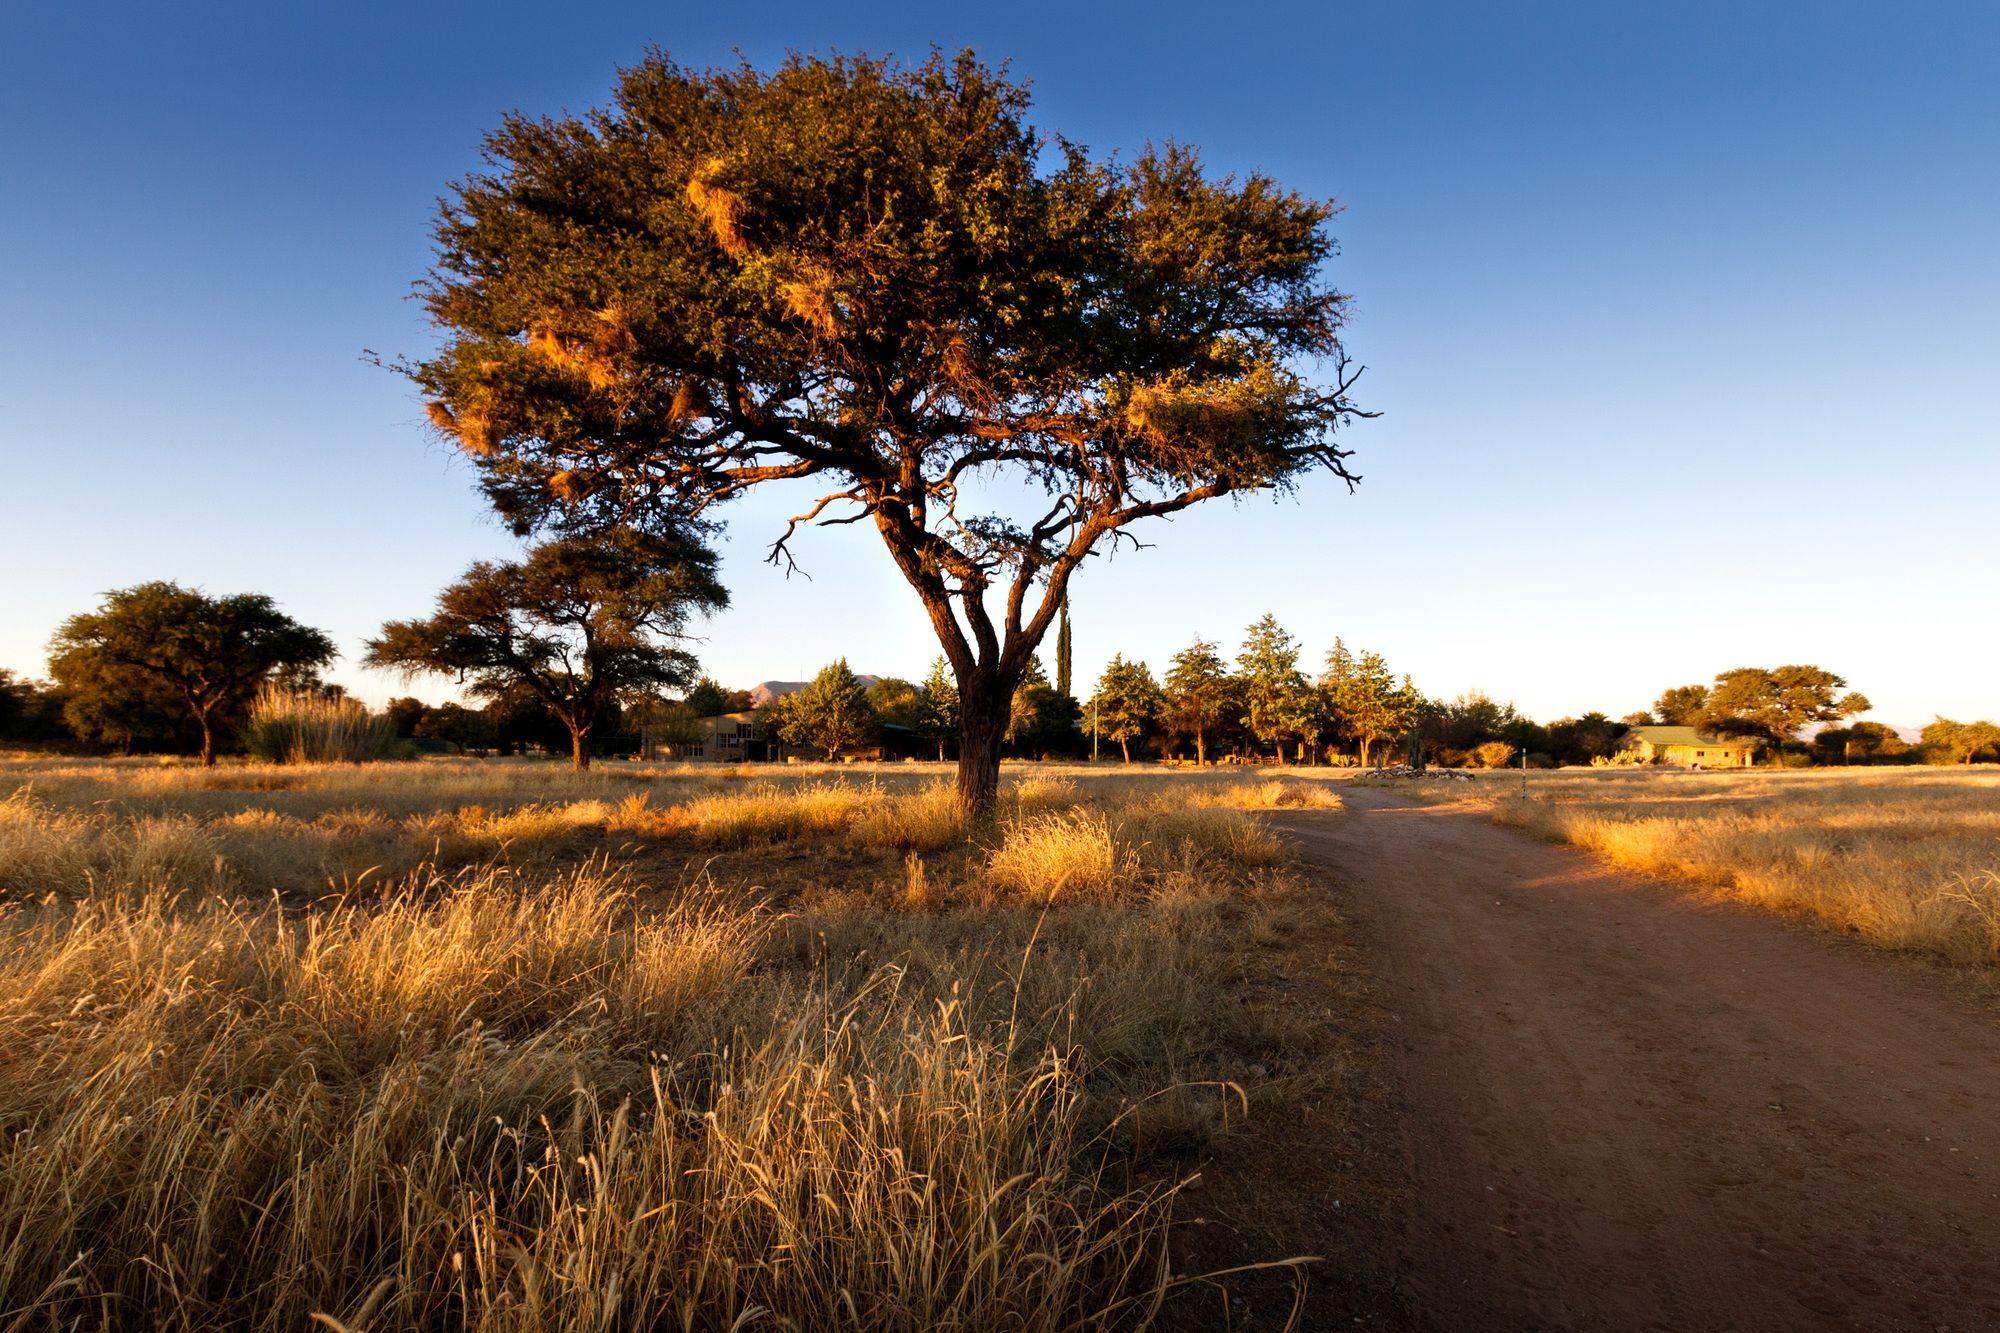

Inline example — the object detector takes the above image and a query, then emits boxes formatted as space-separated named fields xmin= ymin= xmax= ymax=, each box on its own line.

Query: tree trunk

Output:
xmin=570 ymin=727 xmax=593 ymax=771
xmin=1359 ymin=736 xmax=1372 ymax=767
xmin=1119 ymin=737 xmax=1130 ymax=763
xmin=954 ymin=683 xmax=1010 ymax=820
xmin=937 ymin=739 xmax=947 ymax=762
xmin=1195 ymin=729 xmax=1207 ymax=767
xmin=197 ymin=711 xmax=216 ymax=767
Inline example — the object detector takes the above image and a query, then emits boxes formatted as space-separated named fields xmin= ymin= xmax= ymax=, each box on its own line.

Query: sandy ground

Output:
xmin=1272 ymin=787 xmax=2000 ymax=1333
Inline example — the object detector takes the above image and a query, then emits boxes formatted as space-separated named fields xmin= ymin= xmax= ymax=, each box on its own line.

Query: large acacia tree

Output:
xmin=409 ymin=50 xmax=1370 ymax=814
xmin=48 ymin=583 xmax=334 ymax=765
xmin=365 ymin=530 xmax=726 ymax=769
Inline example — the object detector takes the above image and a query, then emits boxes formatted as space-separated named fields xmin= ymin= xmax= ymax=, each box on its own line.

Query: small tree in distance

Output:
xmin=1238 ymin=615 xmax=1314 ymax=763
xmin=1163 ymin=638 xmax=1234 ymax=765
xmin=768 ymin=660 xmax=874 ymax=760
xmin=916 ymin=657 xmax=960 ymax=761
xmin=365 ymin=529 xmax=725 ymax=770
xmin=48 ymin=582 xmax=335 ymax=766
xmin=1920 ymin=717 xmax=2000 ymax=765
xmin=1092 ymin=655 xmax=1163 ymax=763
xmin=407 ymin=50 xmax=1371 ymax=816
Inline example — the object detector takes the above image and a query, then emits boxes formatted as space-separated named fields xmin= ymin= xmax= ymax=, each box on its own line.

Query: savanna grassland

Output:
xmin=0 ymin=757 xmax=1350 ymax=1332
xmin=1392 ymin=766 xmax=2000 ymax=963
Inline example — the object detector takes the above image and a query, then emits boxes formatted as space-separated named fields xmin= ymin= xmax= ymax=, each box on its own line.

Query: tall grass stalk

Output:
xmin=246 ymin=685 xmax=395 ymax=764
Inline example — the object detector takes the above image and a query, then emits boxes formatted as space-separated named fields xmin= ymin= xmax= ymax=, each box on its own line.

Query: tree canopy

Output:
xmin=1091 ymin=654 xmax=1163 ymax=763
xmin=1237 ymin=615 xmax=1318 ymax=761
xmin=767 ymin=659 xmax=874 ymax=760
xmin=1702 ymin=666 xmax=1869 ymax=763
xmin=1920 ymin=717 xmax=2000 ymax=765
xmin=48 ymin=582 xmax=334 ymax=765
xmin=915 ymin=657 xmax=960 ymax=761
xmin=1162 ymin=637 xmax=1235 ymax=766
xmin=408 ymin=48 xmax=1369 ymax=813
xmin=364 ymin=529 xmax=725 ymax=769
xmin=1320 ymin=640 xmax=1417 ymax=767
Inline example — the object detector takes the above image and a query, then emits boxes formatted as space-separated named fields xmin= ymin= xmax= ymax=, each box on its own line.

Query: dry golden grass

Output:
xmin=1425 ymin=767 xmax=2000 ymax=963
xmin=0 ymin=756 xmax=1342 ymax=1328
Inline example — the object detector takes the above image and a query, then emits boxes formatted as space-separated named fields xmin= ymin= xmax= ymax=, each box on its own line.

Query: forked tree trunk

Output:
xmin=954 ymin=681 xmax=1011 ymax=820
xmin=570 ymin=727 xmax=593 ymax=771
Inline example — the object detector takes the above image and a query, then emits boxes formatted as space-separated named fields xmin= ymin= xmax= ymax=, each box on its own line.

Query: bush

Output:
xmin=245 ymin=686 xmax=394 ymax=764
xmin=1474 ymin=741 xmax=1516 ymax=769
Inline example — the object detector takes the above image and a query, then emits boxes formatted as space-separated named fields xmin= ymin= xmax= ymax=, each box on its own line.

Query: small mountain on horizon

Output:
xmin=748 ymin=676 xmax=881 ymax=707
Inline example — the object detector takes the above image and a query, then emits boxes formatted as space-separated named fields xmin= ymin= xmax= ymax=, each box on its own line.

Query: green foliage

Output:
xmin=366 ymin=529 xmax=724 ymax=770
xmin=1543 ymin=712 xmax=1629 ymax=765
xmin=1812 ymin=720 xmax=1910 ymax=765
xmin=684 ymin=676 xmax=740 ymax=716
xmin=1920 ymin=717 xmax=2000 ymax=765
xmin=1162 ymin=638 xmax=1236 ymax=764
xmin=1236 ymin=615 xmax=1317 ymax=759
xmin=915 ymin=658 xmax=960 ymax=761
xmin=415 ymin=702 xmax=500 ymax=755
xmin=1055 ymin=598 xmax=1074 ymax=699
xmin=1090 ymin=655 xmax=1164 ymax=763
xmin=408 ymin=48 xmax=1369 ymax=812
xmin=0 ymin=672 xmax=72 ymax=744
xmin=1319 ymin=638 xmax=1415 ymax=766
xmin=1704 ymin=666 xmax=1869 ymax=763
xmin=1007 ymin=682 xmax=1083 ymax=760
xmin=1653 ymin=684 xmax=1712 ymax=727
xmin=768 ymin=660 xmax=875 ymax=760
xmin=48 ymin=582 xmax=335 ymax=764
xmin=866 ymin=677 xmax=924 ymax=733
xmin=383 ymin=696 xmax=429 ymax=740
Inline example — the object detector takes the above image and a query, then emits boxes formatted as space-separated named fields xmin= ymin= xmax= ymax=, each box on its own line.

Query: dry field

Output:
xmin=1395 ymin=766 xmax=2000 ymax=963
xmin=0 ymin=756 xmax=1347 ymax=1331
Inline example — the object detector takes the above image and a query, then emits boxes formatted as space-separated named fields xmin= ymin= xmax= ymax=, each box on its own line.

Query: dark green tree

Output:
xmin=407 ymin=50 xmax=1370 ymax=816
xmin=1162 ymin=637 xmax=1234 ymax=765
xmin=417 ymin=702 xmax=498 ymax=755
xmin=1054 ymin=596 xmax=1073 ymax=699
xmin=1813 ymin=720 xmax=1909 ymax=765
xmin=684 ymin=677 xmax=733 ymax=718
xmin=1237 ymin=615 xmax=1316 ymax=762
xmin=48 ymin=583 xmax=334 ymax=765
xmin=365 ymin=529 xmax=725 ymax=770
xmin=1091 ymin=654 xmax=1163 ymax=763
xmin=915 ymin=657 xmax=960 ymax=761
xmin=1320 ymin=639 xmax=1414 ymax=767
xmin=383 ymin=696 xmax=430 ymax=739
xmin=768 ymin=659 xmax=874 ymax=760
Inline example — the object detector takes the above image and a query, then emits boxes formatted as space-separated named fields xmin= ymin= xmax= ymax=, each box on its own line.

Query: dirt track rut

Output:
xmin=1274 ymin=789 xmax=2000 ymax=1332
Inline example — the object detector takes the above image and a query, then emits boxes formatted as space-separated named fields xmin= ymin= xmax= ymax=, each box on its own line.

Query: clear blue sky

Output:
xmin=3 ymin=2 xmax=1995 ymax=727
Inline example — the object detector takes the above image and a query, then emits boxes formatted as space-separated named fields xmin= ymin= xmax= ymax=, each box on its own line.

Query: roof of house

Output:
xmin=1625 ymin=725 xmax=1754 ymax=749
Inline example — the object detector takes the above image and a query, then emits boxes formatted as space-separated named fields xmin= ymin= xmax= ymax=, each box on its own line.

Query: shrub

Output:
xmin=246 ymin=686 xmax=394 ymax=764
xmin=988 ymin=809 xmax=1133 ymax=897
xmin=1474 ymin=741 xmax=1516 ymax=769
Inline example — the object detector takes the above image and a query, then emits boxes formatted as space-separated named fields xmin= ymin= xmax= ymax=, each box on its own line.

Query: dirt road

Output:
xmin=1274 ymin=788 xmax=2000 ymax=1332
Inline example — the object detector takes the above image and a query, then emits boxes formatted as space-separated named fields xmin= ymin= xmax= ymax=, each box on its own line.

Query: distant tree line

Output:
xmin=7 ymin=587 xmax=1996 ymax=770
